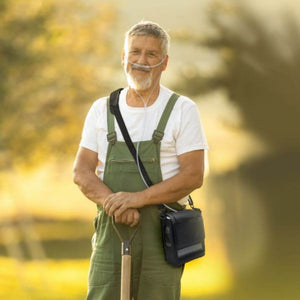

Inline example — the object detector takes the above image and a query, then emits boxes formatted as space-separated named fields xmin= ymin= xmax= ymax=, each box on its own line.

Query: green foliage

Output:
xmin=0 ymin=0 xmax=116 ymax=169
xmin=172 ymin=3 xmax=300 ymax=152
xmin=171 ymin=5 xmax=300 ymax=298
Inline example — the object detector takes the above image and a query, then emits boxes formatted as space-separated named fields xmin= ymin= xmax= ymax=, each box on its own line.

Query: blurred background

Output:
xmin=0 ymin=0 xmax=299 ymax=299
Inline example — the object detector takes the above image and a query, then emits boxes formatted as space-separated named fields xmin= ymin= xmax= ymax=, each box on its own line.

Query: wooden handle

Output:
xmin=121 ymin=254 xmax=131 ymax=300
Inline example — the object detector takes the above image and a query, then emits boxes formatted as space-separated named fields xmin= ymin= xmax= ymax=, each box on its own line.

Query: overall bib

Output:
xmin=87 ymin=93 xmax=183 ymax=300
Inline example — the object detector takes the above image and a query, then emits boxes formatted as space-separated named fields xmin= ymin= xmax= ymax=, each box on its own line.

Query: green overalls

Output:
xmin=87 ymin=93 xmax=183 ymax=300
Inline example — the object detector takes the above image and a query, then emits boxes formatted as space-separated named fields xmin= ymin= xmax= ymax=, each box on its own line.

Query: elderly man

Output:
xmin=73 ymin=21 xmax=209 ymax=300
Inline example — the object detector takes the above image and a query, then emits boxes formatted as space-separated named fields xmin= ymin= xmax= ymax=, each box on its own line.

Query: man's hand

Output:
xmin=114 ymin=208 xmax=140 ymax=227
xmin=103 ymin=192 xmax=144 ymax=218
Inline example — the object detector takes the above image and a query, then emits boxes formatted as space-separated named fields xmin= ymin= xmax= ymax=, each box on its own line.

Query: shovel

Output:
xmin=112 ymin=216 xmax=139 ymax=300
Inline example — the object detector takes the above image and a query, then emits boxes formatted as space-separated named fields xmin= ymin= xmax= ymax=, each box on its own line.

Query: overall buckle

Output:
xmin=107 ymin=131 xmax=117 ymax=145
xmin=152 ymin=130 xmax=164 ymax=144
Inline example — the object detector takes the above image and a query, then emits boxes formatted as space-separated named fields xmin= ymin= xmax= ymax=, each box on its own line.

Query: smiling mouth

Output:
xmin=133 ymin=69 xmax=150 ymax=73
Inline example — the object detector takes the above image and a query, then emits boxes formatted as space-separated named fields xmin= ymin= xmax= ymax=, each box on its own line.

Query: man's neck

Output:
xmin=126 ymin=85 xmax=161 ymax=107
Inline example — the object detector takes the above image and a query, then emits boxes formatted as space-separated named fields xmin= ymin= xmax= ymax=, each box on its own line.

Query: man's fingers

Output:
xmin=107 ymin=202 xmax=118 ymax=216
xmin=103 ymin=194 xmax=114 ymax=212
xmin=114 ymin=215 xmax=121 ymax=223
xmin=113 ymin=205 xmax=127 ymax=218
xmin=130 ymin=211 xmax=140 ymax=227
xmin=129 ymin=211 xmax=136 ymax=227
xmin=113 ymin=209 xmax=140 ymax=227
xmin=106 ymin=198 xmax=122 ymax=216
xmin=104 ymin=193 xmax=127 ymax=216
xmin=130 ymin=219 xmax=138 ymax=227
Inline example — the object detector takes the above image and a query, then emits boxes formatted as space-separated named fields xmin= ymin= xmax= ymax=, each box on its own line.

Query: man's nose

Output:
xmin=136 ymin=53 xmax=148 ymax=65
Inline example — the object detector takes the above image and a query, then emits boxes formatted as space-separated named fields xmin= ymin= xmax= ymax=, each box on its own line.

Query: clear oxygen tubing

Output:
xmin=133 ymin=80 xmax=177 ymax=212
xmin=126 ymin=55 xmax=165 ymax=183
xmin=124 ymin=56 xmax=166 ymax=71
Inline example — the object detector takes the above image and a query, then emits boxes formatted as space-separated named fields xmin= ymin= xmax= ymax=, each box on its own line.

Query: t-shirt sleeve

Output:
xmin=79 ymin=102 xmax=99 ymax=153
xmin=175 ymin=101 xmax=209 ymax=155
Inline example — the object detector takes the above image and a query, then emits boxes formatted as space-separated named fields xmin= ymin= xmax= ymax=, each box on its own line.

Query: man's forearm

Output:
xmin=73 ymin=170 xmax=112 ymax=206
xmin=141 ymin=170 xmax=203 ymax=206
xmin=140 ymin=150 xmax=205 ymax=206
xmin=103 ymin=170 xmax=203 ymax=218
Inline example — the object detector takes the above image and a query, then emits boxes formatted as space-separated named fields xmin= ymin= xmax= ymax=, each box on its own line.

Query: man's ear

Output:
xmin=162 ymin=55 xmax=169 ymax=71
xmin=121 ymin=50 xmax=125 ymax=66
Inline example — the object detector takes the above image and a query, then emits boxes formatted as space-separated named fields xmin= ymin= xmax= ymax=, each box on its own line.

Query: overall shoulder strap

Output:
xmin=106 ymin=96 xmax=115 ymax=132
xmin=153 ymin=93 xmax=180 ymax=143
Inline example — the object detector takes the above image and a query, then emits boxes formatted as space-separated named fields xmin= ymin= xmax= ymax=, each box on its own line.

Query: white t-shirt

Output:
xmin=80 ymin=85 xmax=209 ymax=203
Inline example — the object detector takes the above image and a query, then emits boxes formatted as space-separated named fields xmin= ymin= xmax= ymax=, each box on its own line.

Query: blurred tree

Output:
xmin=171 ymin=2 xmax=300 ymax=299
xmin=173 ymin=1 xmax=300 ymax=154
xmin=0 ymin=0 xmax=116 ymax=170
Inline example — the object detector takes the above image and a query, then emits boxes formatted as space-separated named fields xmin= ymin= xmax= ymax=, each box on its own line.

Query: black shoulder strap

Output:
xmin=109 ymin=89 xmax=153 ymax=187
xmin=109 ymin=88 xmax=123 ymax=115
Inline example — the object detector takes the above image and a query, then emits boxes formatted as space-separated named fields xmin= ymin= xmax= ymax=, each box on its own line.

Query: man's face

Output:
xmin=122 ymin=35 xmax=168 ymax=91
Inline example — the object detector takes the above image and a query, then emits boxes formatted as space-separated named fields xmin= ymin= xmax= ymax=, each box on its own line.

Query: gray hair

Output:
xmin=124 ymin=21 xmax=170 ymax=57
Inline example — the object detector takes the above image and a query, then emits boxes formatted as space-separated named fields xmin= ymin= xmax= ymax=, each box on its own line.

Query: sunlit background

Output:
xmin=0 ymin=0 xmax=299 ymax=299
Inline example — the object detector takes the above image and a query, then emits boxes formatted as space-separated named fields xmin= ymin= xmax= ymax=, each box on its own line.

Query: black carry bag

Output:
xmin=109 ymin=89 xmax=206 ymax=267
xmin=160 ymin=197 xmax=205 ymax=267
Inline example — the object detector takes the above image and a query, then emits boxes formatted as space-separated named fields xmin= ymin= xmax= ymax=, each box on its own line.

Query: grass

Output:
xmin=0 ymin=257 xmax=88 ymax=300
xmin=0 ymin=217 xmax=233 ymax=299
xmin=0 ymin=255 xmax=233 ymax=300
